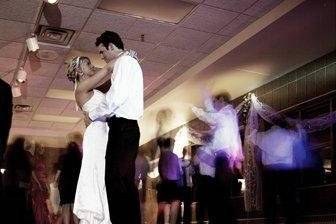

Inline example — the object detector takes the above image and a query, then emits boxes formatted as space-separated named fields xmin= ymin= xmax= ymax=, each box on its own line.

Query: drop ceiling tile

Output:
xmin=61 ymin=103 xmax=83 ymax=117
xmin=0 ymin=72 xmax=14 ymax=84
xmin=203 ymin=0 xmax=257 ymax=12
xmin=199 ymin=34 xmax=230 ymax=53
xmin=72 ymin=121 xmax=85 ymax=132
xmin=144 ymin=75 xmax=158 ymax=87
xmin=26 ymin=86 xmax=48 ymax=97
xmin=145 ymin=45 xmax=189 ymax=65
xmin=45 ymin=89 xmax=75 ymax=101
xmin=161 ymin=64 xmax=189 ymax=80
xmin=180 ymin=5 xmax=238 ymax=33
xmin=56 ymin=64 xmax=68 ymax=78
xmin=26 ymin=75 xmax=53 ymax=88
xmin=73 ymin=32 xmax=98 ymax=53
xmin=245 ymin=0 xmax=283 ymax=17
xmin=83 ymin=10 xmax=136 ymax=36
xmin=146 ymin=64 xmax=188 ymax=90
xmin=218 ymin=14 xmax=257 ymax=36
xmin=0 ymin=19 xmax=33 ymax=42
xmin=33 ymin=114 xmax=81 ymax=123
xmin=0 ymin=57 xmax=18 ymax=73
xmin=60 ymin=0 xmax=100 ymax=9
xmin=124 ymin=39 xmax=156 ymax=59
xmin=40 ymin=4 xmax=92 ymax=30
xmin=126 ymin=20 xmax=176 ymax=44
xmin=13 ymin=112 xmax=33 ymax=120
xmin=11 ymin=119 xmax=29 ymax=128
xmin=36 ymin=106 xmax=64 ymax=116
xmin=52 ymin=122 xmax=77 ymax=130
xmin=40 ymin=98 xmax=71 ymax=109
xmin=24 ymin=59 xmax=60 ymax=76
xmin=0 ymin=0 xmax=40 ymax=23
xmin=163 ymin=27 xmax=212 ymax=51
xmin=28 ymin=121 xmax=53 ymax=129
xmin=141 ymin=60 xmax=172 ymax=77
xmin=0 ymin=41 xmax=23 ymax=59
xmin=50 ymin=78 xmax=75 ymax=91
xmin=180 ymin=51 xmax=207 ymax=67
xmin=61 ymin=110 xmax=83 ymax=117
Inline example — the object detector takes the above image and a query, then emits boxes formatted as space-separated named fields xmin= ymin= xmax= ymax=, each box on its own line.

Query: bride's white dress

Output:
xmin=73 ymin=90 xmax=111 ymax=224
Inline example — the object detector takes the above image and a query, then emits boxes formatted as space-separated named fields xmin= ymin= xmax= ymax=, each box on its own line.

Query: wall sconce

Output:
xmin=16 ymin=67 xmax=27 ymax=83
xmin=26 ymin=34 xmax=39 ymax=52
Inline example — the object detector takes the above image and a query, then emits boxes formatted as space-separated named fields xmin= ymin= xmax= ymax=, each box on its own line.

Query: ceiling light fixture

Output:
xmin=11 ymin=83 xmax=22 ymax=98
xmin=16 ymin=67 xmax=27 ymax=83
xmin=44 ymin=0 xmax=59 ymax=4
xmin=26 ymin=34 xmax=39 ymax=52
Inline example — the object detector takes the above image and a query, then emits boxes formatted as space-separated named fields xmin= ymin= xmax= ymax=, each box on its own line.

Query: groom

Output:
xmin=88 ymin=31 xmax=143 ymax=224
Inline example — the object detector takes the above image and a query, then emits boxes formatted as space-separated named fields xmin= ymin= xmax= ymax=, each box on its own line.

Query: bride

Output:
xmin=65 ymin=52 xmax=127 ymax=223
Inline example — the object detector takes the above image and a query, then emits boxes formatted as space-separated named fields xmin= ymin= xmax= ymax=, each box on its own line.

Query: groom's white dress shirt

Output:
xmin=89 ymin=54 xmax=143 ymax=121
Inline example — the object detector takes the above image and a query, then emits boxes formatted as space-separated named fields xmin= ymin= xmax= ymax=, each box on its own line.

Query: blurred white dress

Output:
xmin=73 ymin=90 xmax=111 ymax=224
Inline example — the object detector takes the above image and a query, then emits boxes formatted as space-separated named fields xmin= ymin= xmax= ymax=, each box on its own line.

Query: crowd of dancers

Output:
xmin=0 ymin=29 xmax=328 ymax=224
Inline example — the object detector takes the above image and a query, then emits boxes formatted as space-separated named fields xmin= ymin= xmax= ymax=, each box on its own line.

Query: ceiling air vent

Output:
xmin=37 ymin=25 xmax=75 ymax=46
xmin=14 ymin=104 xmax=33 ymax=113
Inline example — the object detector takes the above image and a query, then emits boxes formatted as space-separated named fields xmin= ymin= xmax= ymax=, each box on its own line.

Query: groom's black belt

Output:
xmin=106 ymin=115 xmax=137 ymax=124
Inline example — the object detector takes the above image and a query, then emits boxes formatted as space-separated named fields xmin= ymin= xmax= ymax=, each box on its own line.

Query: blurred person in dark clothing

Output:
xmin=3 ymin=137 xmax=34 ymax=224
xmin=55 ymin=142 xmax=82 ymax=224
xmin=250 ymin=121 xmax=298 ymax=224
xmin=213 ymin=151 xmax=237 ymax=224
xmin=135 ymin=149 xmax=149 ymax=224
xmin=180 ymin=146 xmax=194 ymax=223
xmin=30 ymin=142 xmax=51 ymax=224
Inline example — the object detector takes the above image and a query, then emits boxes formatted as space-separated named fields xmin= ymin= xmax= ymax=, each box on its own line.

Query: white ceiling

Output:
xmin=0 ymin=0 xmax=334 ymax=147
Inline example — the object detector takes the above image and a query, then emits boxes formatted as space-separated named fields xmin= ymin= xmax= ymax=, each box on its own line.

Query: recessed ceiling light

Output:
xmin=33 ymin=114 xmax=81 ymax=123
xmin=44 ymin=0 xmax=59 ymax=5
xmin=35 ymin=49 xmax=59 ymax=61
xmin=98 ymin=0 xmax=196 ymax=24
xmin=46 ymin=89 xmax=75 ymax=100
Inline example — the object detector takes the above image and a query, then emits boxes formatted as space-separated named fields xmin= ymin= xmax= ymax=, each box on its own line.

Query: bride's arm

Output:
xmin=76 ymin=52 xmax=129 ymax=94
xmin=95 ymin=73 xmax=111 ymax=88
xmin=75 ymin=62 xmax=113 ymax=94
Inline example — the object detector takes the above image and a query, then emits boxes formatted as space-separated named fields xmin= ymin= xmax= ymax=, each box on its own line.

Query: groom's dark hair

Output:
xmin=95 ymin=31 xmax=124 ymax=50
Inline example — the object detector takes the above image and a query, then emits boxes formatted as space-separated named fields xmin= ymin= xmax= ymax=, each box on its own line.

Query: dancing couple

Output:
xmin=66 ymin=31 xmax=143 ymax=224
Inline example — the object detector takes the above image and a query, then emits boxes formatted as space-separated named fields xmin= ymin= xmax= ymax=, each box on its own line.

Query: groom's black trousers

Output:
xmin=106 ymin=116 xmax=141 ymax=224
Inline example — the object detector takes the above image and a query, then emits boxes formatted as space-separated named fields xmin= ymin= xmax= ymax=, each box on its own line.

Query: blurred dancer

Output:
xmin=157 ymin=138 xmax=182 ymax=224
xmin=250 ymin=121 xmax=298 ymax=224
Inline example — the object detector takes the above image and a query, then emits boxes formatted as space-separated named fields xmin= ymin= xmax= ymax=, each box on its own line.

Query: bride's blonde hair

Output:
xmin=66 ymin=56 xmax=90 ymax=83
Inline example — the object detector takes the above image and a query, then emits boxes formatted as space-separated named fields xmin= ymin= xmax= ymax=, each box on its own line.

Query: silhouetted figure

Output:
xmin=3 ymin=137 xmax=34 ymax=224
xmin=213 ymin=151 xmax=236 ymax=224
xmin=55 ymin=142 xmax=82 ymax=224
xmin=194 ymin=145 xmax=216 ymax=223
xmin=0 ymin=78 xmax=13 ymax=212
xmin=180 ymin=147 xmax=194 ymax=223
xmin=135 ymin=150 xmax=149 ymax=224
